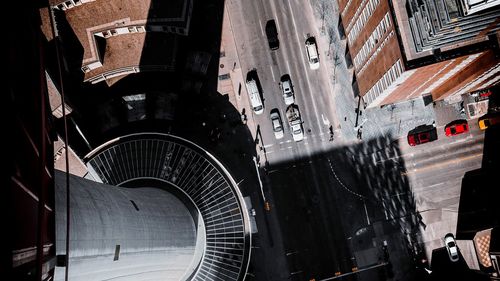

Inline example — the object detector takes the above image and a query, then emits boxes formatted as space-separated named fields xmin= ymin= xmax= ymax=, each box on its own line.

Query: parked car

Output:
xmin=245 ymin=71 xmax=264 ymax=115
xmin=270 ymin=110 xmax=284 ymax=139
xmin=478 ymin=113 xmax=500 ymax=130
xmin=265 ymin=20 xmax=279 ymax=50
xmin=407 ymin=124 xmax=438 ymax=146
xmin=305 ymin=38 xmax=319 ymax=70
xmin=445 ymin=119 xmax=469 ymax=136
xmin=280 ymin=75 xmax=295 ymax=105
xmin=444 ymin=233 xmax=459 ymax=262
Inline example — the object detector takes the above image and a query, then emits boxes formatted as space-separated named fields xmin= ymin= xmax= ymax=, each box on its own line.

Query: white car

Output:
xmin=305 ymin=39 xmax=320 ymax=70
xmin=444 ymin=233 xmax=459 ymax=262
xmin=280 ymin=76 xmax=295 ymax=105
xmin=270 ymin=111 xmax=284 ymax=139
xmin=291 ymin=124 xmax=304 ymax=142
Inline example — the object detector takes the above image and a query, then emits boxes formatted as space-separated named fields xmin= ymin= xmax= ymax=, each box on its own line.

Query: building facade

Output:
xmin=339 ymin=0 xmax=500 ymax=108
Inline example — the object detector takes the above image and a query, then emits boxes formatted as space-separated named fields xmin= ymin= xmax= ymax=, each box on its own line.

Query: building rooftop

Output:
xmin=83 ymin=32 xmax=177 ymax=82
xmin=393 ymin=0 xmax=500 ymax=63
xmin=59 ymin=0 xmax=188 ymax=63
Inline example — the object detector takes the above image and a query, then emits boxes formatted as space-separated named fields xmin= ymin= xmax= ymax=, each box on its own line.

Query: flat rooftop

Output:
xmin=84 ymin=32 xmax=177 ymax=81
xmin=59 ymin=0 xmax=188 ymax=62
xmin=392 ymin=0 xmax=500 ymax=62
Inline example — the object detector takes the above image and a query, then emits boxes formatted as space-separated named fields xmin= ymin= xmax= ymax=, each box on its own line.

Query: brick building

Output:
xmin=339 ymin=0 xmax=500 ymax=108
xmin=41 ymin=0 xmax=192 ymax=84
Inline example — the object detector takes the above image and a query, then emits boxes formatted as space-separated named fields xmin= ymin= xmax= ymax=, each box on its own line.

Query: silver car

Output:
xmin=270 ymin=110 xmax=284 ymax=139
xmin=444 ymin=233 xmax=459 ymax=262
xmin=280 ymin=76 xmax=295 ymax=105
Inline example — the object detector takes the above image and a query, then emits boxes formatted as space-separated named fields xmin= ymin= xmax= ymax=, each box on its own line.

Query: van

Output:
xmin=246 ymin=78 xmax=264 ymax=115
xmin=305 ymin=39 xmax=319 ymax=70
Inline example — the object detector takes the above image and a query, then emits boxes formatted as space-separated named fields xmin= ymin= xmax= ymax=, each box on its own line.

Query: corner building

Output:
xmin=339 ymin=0 xmax=500 ymax=108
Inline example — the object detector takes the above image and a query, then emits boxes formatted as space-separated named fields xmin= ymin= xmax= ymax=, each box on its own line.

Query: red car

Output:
xmin=445 ymin=120 xmax=469 ymax=137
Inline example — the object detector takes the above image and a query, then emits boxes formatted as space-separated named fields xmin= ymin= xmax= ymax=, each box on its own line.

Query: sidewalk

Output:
xmin=217 ymin=3 xmax=259 ymax=140
xmin=307 ymin=0 xmax=466 ymax=144
xmin=217 ymin=3 xmax=291 ymax=280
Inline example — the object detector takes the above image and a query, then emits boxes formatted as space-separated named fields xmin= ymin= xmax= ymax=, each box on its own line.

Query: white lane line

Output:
xmin=287 ymin=1 xmax=299 ymax=41
xmin=285 ymin=60 xmax=291 ymax=76
xmin=263 ymin=144 xmax=274 ymax=148
xmin=322 ymin=114 xmax=330 ymax=126
xmin=259 ymin=19 xmax=264 ymax=36
xmin=287 ymin=146 xmax=293 ymax=149
xmin=286 ymin=0 xmax=324 ymax=136
xmin=269 ymin=65 xmax=276 ymax=81
xmin=265 ymin=150 xmax=274 ymax=154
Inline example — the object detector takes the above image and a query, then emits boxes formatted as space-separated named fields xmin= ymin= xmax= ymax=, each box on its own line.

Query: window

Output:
xmin=353 ymin=12 xmax=392 ymax=70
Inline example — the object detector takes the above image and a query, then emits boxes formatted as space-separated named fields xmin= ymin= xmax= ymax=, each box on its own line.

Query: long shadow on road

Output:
xmin=264 ymin=136 xmax=424 ymax=281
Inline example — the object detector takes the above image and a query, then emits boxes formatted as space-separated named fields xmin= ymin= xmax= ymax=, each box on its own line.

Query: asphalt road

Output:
xmin=227 ymin=1 xmax=485 ymax=281
xmin=229 ymin=0 xmax=339 ymax=165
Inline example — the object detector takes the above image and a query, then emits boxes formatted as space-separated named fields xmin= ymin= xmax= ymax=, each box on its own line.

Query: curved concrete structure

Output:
xmin=83 ymin=133 xmax=252 ymax=281
xmin=54 ymin=172 xmax=197 ymax=280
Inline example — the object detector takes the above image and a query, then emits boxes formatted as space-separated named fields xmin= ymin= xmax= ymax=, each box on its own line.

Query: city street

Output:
xmin=222 ymin=0 xmax=486 ymax=280
xmin=227 ymin=0 xmax=339 ymax=164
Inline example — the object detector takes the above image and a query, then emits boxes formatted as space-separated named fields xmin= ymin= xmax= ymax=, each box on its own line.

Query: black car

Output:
xmin=265 ymin=20 xmax=279 ymax=50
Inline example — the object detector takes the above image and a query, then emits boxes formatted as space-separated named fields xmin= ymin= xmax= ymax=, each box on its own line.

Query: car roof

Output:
xmin=306 ymin=42 xmax=317 ymax=56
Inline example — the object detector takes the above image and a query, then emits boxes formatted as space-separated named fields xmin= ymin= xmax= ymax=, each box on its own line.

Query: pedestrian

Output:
xmin=357 ymin=129 xmax=362 ymax=140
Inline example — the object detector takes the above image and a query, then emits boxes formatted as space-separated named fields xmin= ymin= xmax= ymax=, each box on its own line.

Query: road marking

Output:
xmin=285 ymin=60 xmax=291 ymax=76
xmin=269 ymin=65 xmax=276 ymax=81
xmin=287 ymin=146 xmax=293 ymax=149
xmin=258 ymin=19 xmax=264 ymax=36
xmin=265 ymin=150 xmax=274 ymax=154
xmin=401 ymin=153 xmax=482 ymax=176
xmin=322 ymin=114 xmax=330 ymax=126
xmin=263 ymin=144 xmax=274 ymax=148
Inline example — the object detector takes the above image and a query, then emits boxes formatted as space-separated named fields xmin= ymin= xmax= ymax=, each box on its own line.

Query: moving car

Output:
xmin=265 ymin=20 xmax=279 ymax=50
xmin=478 ymin=113 xmax=500 ymax=130
xmin=444 ymin=119 xmax=469 ymax=136
xmin=407 ymin=124 xmax=438 ymax=146
xmin=305 ymin=38 xmax=320 ymax=70
xmin=444 ymin=233 xmax=459 ymax=262
xmin=280 ymin=75 xmax=295 ymax=105
xmin=270 ymin=110 xmax=284 ymax=139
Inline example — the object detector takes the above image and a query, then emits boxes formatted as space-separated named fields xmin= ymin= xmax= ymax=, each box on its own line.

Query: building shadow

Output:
xmin=264 ymin=135 xmax=422 ymax=280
